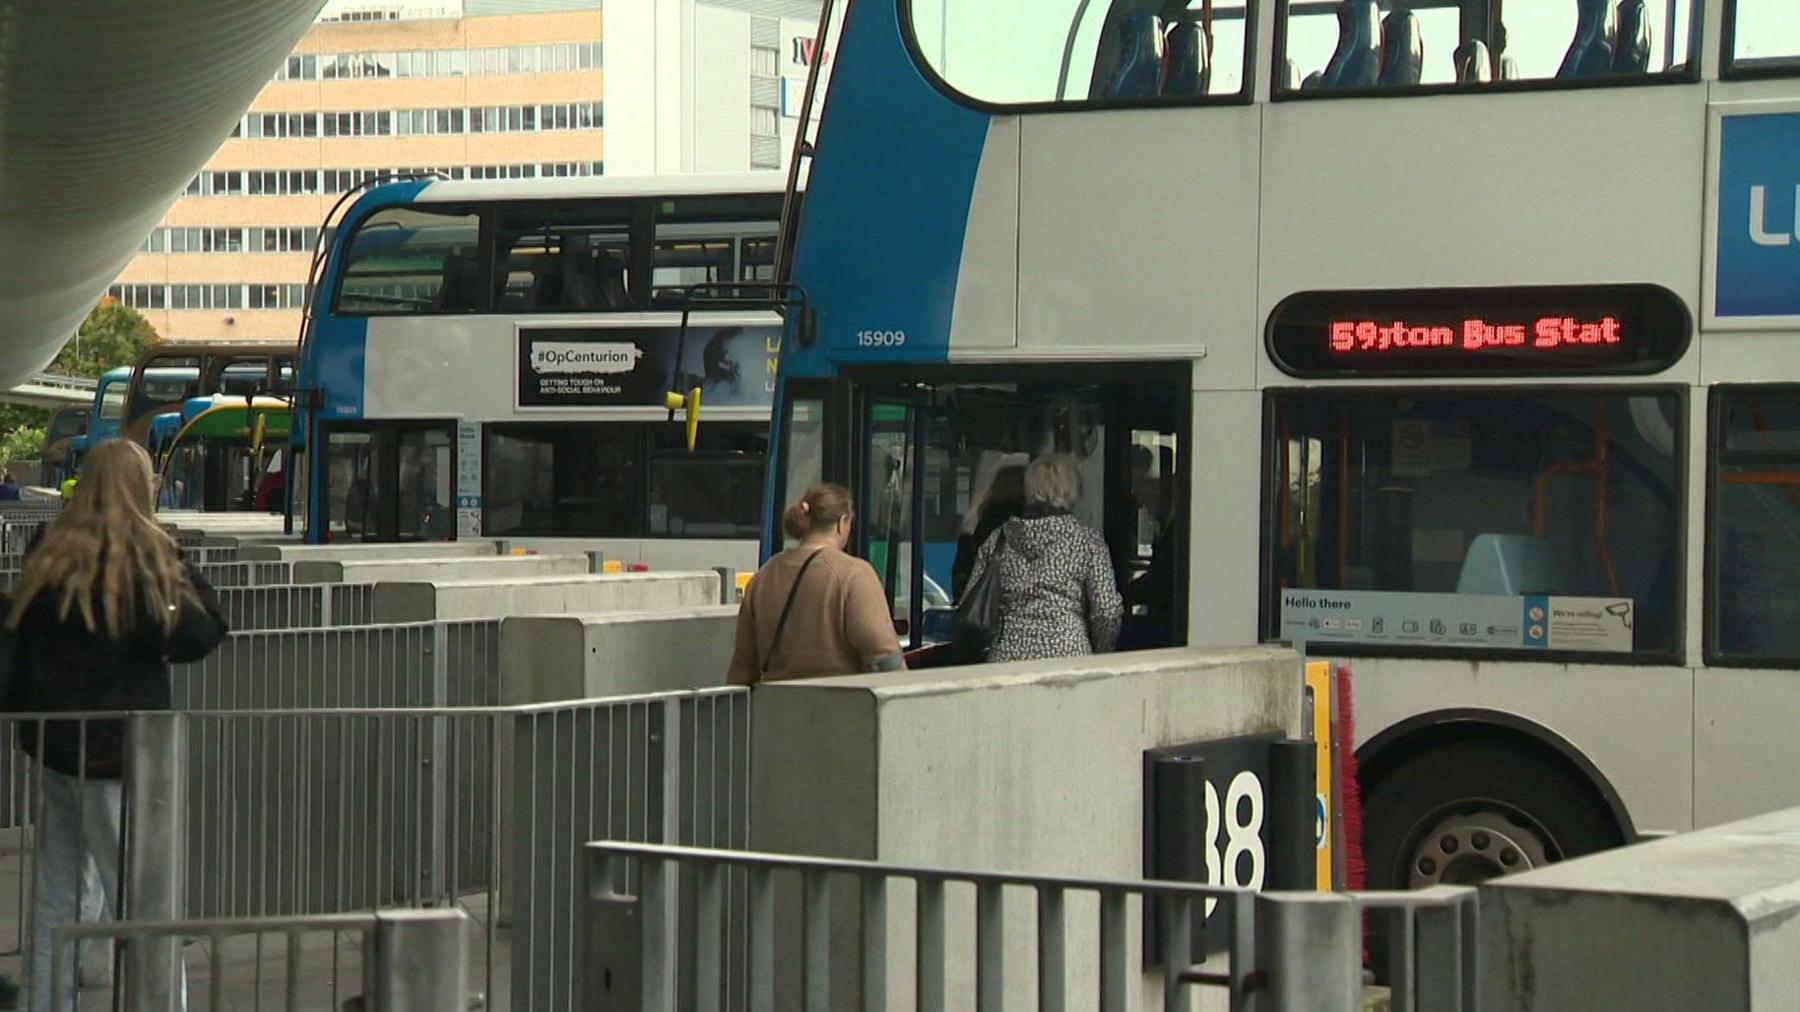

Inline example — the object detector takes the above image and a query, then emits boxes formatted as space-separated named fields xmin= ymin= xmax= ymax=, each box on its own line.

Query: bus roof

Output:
xmin=412 ymin=171 xmax=785 ymax=204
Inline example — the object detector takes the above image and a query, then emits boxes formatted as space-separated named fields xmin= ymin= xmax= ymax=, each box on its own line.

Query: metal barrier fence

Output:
xmin=194 ymin=560 xmax=294 ymax=590
xmin=207 ymin=582 xmax=375 ymax=629
xmin=0 ymin=689 xmax=749 ymax=1010
xmin=1 ymin=518 xmax=49 ymax=554
xmin=172 ymin=621 xmax=499 ymax=708
xmin=52 ymin=909 xmax=469 ymax=1011
xmin=587 ymin=843 xmax=1480 ymax=1012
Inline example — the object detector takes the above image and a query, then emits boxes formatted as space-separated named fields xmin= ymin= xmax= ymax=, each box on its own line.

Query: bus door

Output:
xmin=849 ymin=365 xmax=1190 ymax=661
xmin=321 ymin=422 xmax=455 ymax=542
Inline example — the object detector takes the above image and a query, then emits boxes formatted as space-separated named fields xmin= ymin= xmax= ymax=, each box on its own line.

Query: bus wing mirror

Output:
xmin=796 ymin=308 xmax=818 ymax=348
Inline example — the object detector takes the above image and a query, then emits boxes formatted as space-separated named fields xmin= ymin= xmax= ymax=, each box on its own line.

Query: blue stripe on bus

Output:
xmin=300 ymin=178 xmax=432 ymax=543
xmin=303 ymin=178 xmax=434 ymax=422
xmin=783 ymin=0 xmax=991 ymax=378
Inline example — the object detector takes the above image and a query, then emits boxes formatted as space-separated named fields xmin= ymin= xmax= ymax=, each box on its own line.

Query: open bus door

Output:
xmin=812 ymin=363 xmax=1191 ymax=666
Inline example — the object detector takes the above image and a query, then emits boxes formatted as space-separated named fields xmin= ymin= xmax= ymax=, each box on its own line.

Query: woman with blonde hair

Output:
xmin=10 ymin=439 xmax=226 ymax=1011
xmin=728 ymin=483 xmax=904 ymax=684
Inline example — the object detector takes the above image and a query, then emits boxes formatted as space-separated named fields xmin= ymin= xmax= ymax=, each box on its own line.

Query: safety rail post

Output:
xmin=363 ymin=908 xmax=469 ymax=1010
xmin=587 ymin=550 xmax=606 ymax=574
xmin=1404 ymin=886 xmax=1480 ymax=1011
xmin=125 ymin=712 xmax=187 ymax=1011
xmin=426 ymin=623 xmax=451 ymax=903
xmin=1256 ymin=892 xmax=1358 ymax=1011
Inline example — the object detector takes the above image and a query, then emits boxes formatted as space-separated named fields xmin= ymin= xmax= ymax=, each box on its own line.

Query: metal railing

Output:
xmin=23 ymin=373 xmax=96 ymax=393
xmin=173 ymin=620 xmax=498 ymax=708
xmin=1 ymin=518 xmax=50 ymax=554
xmin=586 ymin=843 xmax=1480 ymax=1012
xmin=0 ymin=688 xmax=750 ymax=1009
xmin=52 ymin=908 xmax=469 ymax=1011
xmin=194 ymin=560 xmax=294 ymax=590
xmin=205 ymin=582 xmax=374 ymax=629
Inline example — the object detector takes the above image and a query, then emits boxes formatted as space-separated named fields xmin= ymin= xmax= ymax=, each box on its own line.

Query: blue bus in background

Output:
xmin=65 ymin=366 xmax=133 ymax=474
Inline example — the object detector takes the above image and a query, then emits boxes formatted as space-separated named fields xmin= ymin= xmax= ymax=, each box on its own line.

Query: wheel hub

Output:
xmin=1407 ymin=810 xmax=1553 ymax=888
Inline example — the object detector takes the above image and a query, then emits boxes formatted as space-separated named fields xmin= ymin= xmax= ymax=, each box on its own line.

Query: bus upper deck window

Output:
xmin=1726 ymin=0 xmax=1800 ymax=76
xmin=907 ymin=0 xmax=1251 ymax=107
xmin=496 ymin=201 xmax=634 ymax=314
xmin=335 ymin=206 xmax=481 ymax=316
xmin=1279 ymin=0 xmax=1696 ymax=94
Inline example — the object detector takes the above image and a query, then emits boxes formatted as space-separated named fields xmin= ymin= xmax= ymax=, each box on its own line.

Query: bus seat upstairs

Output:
xmin=1283 ymin=59 xmax=1303 ymax=91
xmin=1500 ymin=54 xmax=1520 ymax=79
xmin=1611 ymin=0 xmax=1652 ymax=74
xmin=1301 ymin=70 xmax=1324 ymax=90
xmin=599 ymin=256 xmax=630 ymax=309
xmin=1456 ymin=534 xmax=1564 ymax=597
xmin=1378 ymin=10 xmax=1424 ymax=86
xmin=1321 ymin=0 xmax=1382 ymax=89
xmin=1162 ymin=20 xmax=1210 ymax=96
xmin=558 ymin=247 xmax=602 ymax=311
xmin=1455 ymin=39 xmax=1494 ymax=82
xmin=1557 ymin=0 xmax=1617 ymax=79
xmin=436 ymin=253 xmax=481 ymax=312
xmin=1104 ymin=12 xmax=1166 ymax=99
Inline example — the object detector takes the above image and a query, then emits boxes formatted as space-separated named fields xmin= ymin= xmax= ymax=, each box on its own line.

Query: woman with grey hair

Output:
xmin=964 ymin=454 xmax=1122 ymax=662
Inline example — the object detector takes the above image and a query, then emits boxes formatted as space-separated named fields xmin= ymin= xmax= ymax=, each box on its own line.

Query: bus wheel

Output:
xmin=1362 ymin=737 xmax=1621 ymax=892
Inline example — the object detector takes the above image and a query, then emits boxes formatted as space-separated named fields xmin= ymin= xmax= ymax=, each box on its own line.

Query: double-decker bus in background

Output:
xmin=120 ymin=343 xmax=295 ymax=446
xmin=292 ymin=174 xmax=782 ymax=568
xmin=766 ymin=0 xmax=1800 ymax=898
xmin=66 ymin=366 xmax=135 ymax=475
xmin=41 ymin=405 xmax=88 ymax=487
xmin=150 ymin=395 xmax=292 ymax=512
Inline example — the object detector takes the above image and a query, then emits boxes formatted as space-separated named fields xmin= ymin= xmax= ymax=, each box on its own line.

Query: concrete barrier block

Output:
xmin=371 ymin=571 xmax=722 ymax=624
xmin=291 ymin=555 xmax=591 ymax=586
xmin=1481 ymin=807 xmax=1800 ymax=1011
xmin=498 ymin=606 xmax=740 ymax=705
xmin=750 ymin=646 xmax=1304 ymax=1009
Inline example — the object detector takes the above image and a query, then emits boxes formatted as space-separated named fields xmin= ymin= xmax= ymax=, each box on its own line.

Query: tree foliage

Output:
xmin=2 ymin=299 xmax=161 ymax=468
xmin=48 ymin=298 xmax=162 ymax=379
xmin=1 ymin=426 xmax=44 ymax=465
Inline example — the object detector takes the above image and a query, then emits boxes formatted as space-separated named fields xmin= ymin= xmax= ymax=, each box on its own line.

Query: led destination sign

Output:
xmin=1268 ymin=285 xmax=1690 ymax=378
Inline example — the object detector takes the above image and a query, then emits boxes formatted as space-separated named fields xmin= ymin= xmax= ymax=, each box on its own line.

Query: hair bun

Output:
xmin=800 ymin=501 xmax=811 ymax=513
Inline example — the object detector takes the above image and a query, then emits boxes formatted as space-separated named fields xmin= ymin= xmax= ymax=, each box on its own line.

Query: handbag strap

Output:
xmin=761 ymin=549 xmax=825 ymax=676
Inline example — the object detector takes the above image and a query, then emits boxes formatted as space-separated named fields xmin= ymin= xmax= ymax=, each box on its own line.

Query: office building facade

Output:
xmin=108 ymin=0 xmax=823 ymax=345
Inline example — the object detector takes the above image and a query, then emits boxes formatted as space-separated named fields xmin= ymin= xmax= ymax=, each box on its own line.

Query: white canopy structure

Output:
xmin=0 ymin=0 xmax=325 ymax=386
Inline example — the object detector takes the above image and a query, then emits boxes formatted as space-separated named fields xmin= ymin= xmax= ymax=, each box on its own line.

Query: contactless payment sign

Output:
xmin=1716 ymin=111 xmax=1800 ymax=319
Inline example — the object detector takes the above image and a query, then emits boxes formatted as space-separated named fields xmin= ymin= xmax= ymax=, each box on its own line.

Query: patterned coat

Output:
xmin=967 ymin=511 xmax=1123 ymax=662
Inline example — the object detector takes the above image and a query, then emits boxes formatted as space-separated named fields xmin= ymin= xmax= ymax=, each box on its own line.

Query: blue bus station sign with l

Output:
xmin=1717 ymin=112 xmax=1800 ymax=319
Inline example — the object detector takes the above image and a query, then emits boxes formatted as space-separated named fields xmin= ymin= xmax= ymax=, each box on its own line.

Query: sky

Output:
xmin=909 ymin=0 xmax=1799 ymax=103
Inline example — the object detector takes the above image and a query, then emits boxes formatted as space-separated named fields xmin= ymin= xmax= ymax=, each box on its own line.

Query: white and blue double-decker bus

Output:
xmin=294 ymin=174 xmax=784 ymax=570
xmin=764 ymin=0 xmax=1800 ymax=896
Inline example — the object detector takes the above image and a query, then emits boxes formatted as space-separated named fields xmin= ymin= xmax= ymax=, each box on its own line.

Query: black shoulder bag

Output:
xmin=952 ymin=530 xmax=1006 ymax=665
xmin=759 ymin=549 xmax=825 ymax=679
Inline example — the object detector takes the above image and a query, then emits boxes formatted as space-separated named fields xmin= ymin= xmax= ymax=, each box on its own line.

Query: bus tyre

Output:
xmin=1361 ymin=737 xmax=1621 ymax=893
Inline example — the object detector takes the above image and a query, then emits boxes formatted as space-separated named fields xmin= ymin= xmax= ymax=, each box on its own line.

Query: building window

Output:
xmin=275 ymin=40 xmax=602 ymax=82
xmin=751 ymin=46 xmax=778 ymax=76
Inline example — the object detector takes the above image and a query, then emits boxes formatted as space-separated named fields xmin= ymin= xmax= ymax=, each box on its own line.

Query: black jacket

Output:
xmin=13 ymin=560 xmax=228 ymax=777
